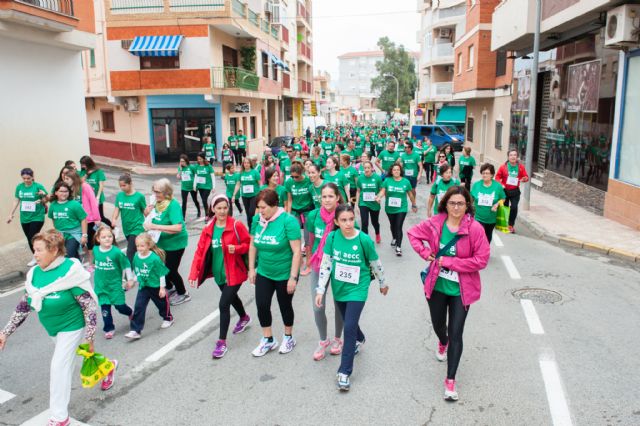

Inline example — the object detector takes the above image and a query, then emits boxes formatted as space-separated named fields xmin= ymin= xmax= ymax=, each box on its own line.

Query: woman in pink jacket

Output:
xmin=408 ymin=185 xmax=490 ymax=402
xmin=63 ymin=170 xmax=101 ymax=265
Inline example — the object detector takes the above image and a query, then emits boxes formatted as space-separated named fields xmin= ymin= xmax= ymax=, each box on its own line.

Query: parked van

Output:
xmin=411 ymin=125 xmax=464 ymax=151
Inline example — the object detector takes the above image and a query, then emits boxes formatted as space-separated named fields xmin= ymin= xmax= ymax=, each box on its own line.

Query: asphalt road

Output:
xmin=0 ymin=168 xmax=638 ymax=425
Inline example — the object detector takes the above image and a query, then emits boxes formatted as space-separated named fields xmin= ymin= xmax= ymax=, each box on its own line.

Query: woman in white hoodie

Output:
xmin=0 ymin=230 xmax=114 ymax=426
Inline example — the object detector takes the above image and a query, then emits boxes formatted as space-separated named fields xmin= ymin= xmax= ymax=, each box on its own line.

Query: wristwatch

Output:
xmin=82 ymin=234 xmax=88 ymax=237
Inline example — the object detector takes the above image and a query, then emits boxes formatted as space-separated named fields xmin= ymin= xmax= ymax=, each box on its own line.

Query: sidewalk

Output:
xmin=518 ymin=188 xmax=640 ymax=263
xmin=93 ymin=156 xmax=225 ymax=176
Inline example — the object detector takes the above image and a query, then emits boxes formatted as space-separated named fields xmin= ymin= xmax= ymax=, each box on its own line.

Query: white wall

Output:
xmin=107 ymin=39 xmax=140 ymax=71
xmin=180 ymin=37 xmax=211 ymax=69
xmin=0 ymin=36 xmax=90 ymax=245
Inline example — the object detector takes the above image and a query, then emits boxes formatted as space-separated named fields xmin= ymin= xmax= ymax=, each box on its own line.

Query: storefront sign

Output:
xmin=232 ymin=103 xmax=250 ymax=113
xmin=567 ymin=60 xmax=601 ymax=113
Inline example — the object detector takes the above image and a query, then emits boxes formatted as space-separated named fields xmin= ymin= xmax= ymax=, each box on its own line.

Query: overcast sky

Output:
xmin=311 ymin=0 xmax=420 ymax=83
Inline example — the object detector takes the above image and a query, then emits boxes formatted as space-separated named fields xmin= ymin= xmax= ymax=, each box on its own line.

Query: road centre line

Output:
xmin=493 ymin=234 xmax=504 ymax=247
xmin=501 ymin=255 xmax=521 ymax=279
xmin=539 ymin=351 xmax=573 ymax=426
xmin=0 ymin=388 xmax=16 ymax=404
xmin=520 ymin=299 xmax=545 ymax=335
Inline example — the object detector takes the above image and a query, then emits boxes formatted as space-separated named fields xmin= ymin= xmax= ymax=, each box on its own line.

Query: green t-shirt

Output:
xmin=311 ymin=155 xmax=326 ymax=169
xmin=434 ymin=223 xmax=461 ymax=296
xmin=280 ymin=158 xmax=292 ymax=180
xmin=203 ymin=143 xmax=216 ymax=159
xmin=114 ymin=191 xmax=146 ymax=236
xmin=423 ymin=145 xmax=437 ymax=163
xmin=237 ymin=135 xmax=247 ymax=149
xmin=151 ymin=199 xmax=188 ymax=251
xmin=93 ymin=246 xmax=129 ymax=305
xmin=194 ymin=164 xmax=215 ymax=190
xmin=224 ymin=172 xmax=240 ymax=198
xmin=228 ymin=135 xmax=238 ymax=149
xmin=309 ymin=182 xmax=324 ymax=208
xmin=322 ymin=171 xmax=348 ymax=201
xmin=221 ymin=149 xmax=233 ymax=163
xmin=379 ymin=150 xmax=400 ymax=172
xmin=81 ymin=169 xmax=107 ymax=204
xmin=212 ymin=225 xmax=226 ymax=285
xmin=15 ymin=182 xmax=47 ymax=223
xmin=381 ymin=177 xmax=412 ymax=214
xmin=430 ymin=178 xmax=461 ymax=214
xmin=400 ymin=151 xmax=421 ymax=178
xmin=284 ymin=177 xmax=314 ymax=211
xmin=324 ymin=230 xmax=378 ymax=302
xmin=239 ymin=169 xmax=261 ymax=198
xmin=342 ymin=165 xmax=358 ymax=189
xmin=178 ymin=165 xmax=196 ymax=192
xmin=357 ymin=173 xmax=382 ymax=211
xmin=471 ymin=180 xmax=506 ymax=225
xmin=321 ymin=141 xmax=334 ymax=157
xmin=306 ymin=208 xmax=327 ymax=252
xmin=459 ymin=155 xmax=477 ymax=178
xmin=259 ymin=185 xmax=287 ymax=207
xmin=47 ymin=200 xmax=87 ymax=235
xmin=133 ymin=252 xmax=169 ymax=289
xmin=251 ymin=212 xmax=301 ymax=281
xmin=28 ymin=258 xmax=85 ymax=336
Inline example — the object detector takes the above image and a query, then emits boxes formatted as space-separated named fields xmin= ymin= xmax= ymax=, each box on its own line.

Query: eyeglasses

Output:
xmin=447 ymin=201 xmax=467 ymax=208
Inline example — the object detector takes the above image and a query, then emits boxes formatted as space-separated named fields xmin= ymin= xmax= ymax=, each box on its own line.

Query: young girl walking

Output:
xmin=92 ymin=226 xmax=134 ymax=339
xmin=315 ymin=204 xmax=388 ymax=391
xmin=125 ymin=233 xmax=174 ymax=339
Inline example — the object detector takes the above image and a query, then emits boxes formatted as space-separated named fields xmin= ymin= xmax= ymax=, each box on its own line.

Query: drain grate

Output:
xmin=512 ymin=288 xmax=562 ymax=304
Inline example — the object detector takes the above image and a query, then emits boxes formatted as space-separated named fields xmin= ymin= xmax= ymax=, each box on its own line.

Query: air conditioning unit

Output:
xmin=605 ymin=4 xmax=640 ymax=47
xmin=439 ymin=28 xmax=452 ymax=39
xmin=123 ymin=97 xmax=139 ymax=112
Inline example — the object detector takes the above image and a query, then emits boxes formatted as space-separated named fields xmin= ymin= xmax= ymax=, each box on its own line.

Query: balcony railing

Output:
xmin=231 ymin=0 xmax=245 ymax=17
xmin=298 ymin=79 xmax=311 ymax=94
xmin=212 ymin=66 xmax=259 ymax=91
xmin=297 ymin=1 xmax=309 ymax=25
xmin=433 ymin=42 xmax=453 ymax=58
xmin=432 ymin=82 xmax=453 ymax=96
xmin=297 ymin=42 xmax=311 ymax=60
xmin=270 ymin=25 xmax=278 ymax=39
xmin=283 ymin=72 xmax=290 ymax=89
xmin=169 ymin=0 xmax=225 ymax=12
xmin=15 ymin=0 xmax=74 ymax=16
xmin=282 ymin=26 xmax=289 ymax=44
xmin=434 ymin=4 xmax=465 ymax=21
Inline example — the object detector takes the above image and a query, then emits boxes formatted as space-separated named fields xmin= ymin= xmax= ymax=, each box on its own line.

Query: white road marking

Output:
xmin=539 ymin=351 xmax=573 ymax=426
xmin=493 ymin=234 xmax=504 ymax=247
xmin=21 ymin=410 xmax=90 ymax=425
xmin=520 ymin=299 xmax=545 ymax=335
xmin=143 ymin=309 xmax=220 ymax=364
xmin=0 ymin=388 xmax=16 ymax=404
xmin=501 ymin=255 xmax=521 ymax=279
xmin=0 ymin=285 xmax=24 ymax=298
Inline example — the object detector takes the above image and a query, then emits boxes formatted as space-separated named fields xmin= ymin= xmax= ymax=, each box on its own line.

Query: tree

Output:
xmin=370 ymin=37 xmax=418 ymax=115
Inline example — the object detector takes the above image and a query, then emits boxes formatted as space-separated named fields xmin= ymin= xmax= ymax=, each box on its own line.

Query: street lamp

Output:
xmin=383 ymin=73 xmax=399 ymax=111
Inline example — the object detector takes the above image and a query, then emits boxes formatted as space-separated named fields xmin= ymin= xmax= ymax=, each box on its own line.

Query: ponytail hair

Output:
xmin=135 ymin=232 xmax=166 ymax=262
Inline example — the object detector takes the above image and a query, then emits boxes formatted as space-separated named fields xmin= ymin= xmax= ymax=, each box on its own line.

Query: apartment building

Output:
xmin=84 ymin=0 xmax=313 ymax=165
xmin=492 ymin=0 xmax=639 ymax=228
xmin=415 ymin=0 xmax=467 ymax=127
xmin=452 ymin=0 xmax=513 ymax=164
xmin=313 ymin=70 xmax=337 ymax=125
xmin=0 ymin=0 xmax=96 ymax=246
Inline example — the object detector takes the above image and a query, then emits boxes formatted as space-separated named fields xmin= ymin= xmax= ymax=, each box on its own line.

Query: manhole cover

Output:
xmin=512 ymin=288 xmax=562 ymax=304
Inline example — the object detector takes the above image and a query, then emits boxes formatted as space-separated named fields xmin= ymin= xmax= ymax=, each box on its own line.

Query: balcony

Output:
xmin=282 ymin=25 xmax=289 ymax=44
xmin=431 ymin=3 xmax=465 ymax=29
xmin=431 ymin=81 xmax=453 ymax=100
xmin=13 ymin=0 xmax=73 ymax=15
xmin=211 ymin=66 xmax=259 ymax=91
xmin=297 ymin=41 xmax=311 ymax=62
xmin=283 ymin=72 xmax=290 ymax=89
xmin=296 ymin=1 xmax=310 ymax=27
xmin=0 ymin=0 xmax=80 ymax=31
xmin=423 ymin=41 xmax=454 ymax=66
xmin=491 ymin=0 xmax=536 ymax=51
xmin=298 ymin=79 xmax=311 ymax=94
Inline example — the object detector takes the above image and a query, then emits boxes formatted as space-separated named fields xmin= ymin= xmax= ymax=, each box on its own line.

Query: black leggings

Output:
xmin=181 ymin=190 xmax=201 ymax=218
xmin=21 ymin=221 xmax=44 ymax=253
xmin=98 ymin=204 xmax=112 ymax=228
xmin=125 ymin=234 xmax=137 ymax=265
xmin=504 ymin=189 xmax=521 ymax=227
xmin=228 ymin=197 xmax=244 ymax=217
xmin=479 ymin=221 xmax=495 ymax=243
xmin=218 ymin=284 xmax=247 ymax=340
xmin=386 ymin=212 xmax=407 ymax=247
xmin=423 ymin=163 xmax=434 ymax=184
xmin=427 ymin=290 xmax=469 ymax=380
xmin=242 ymin=196 xmax=257 ymax=226
xmin=197 ymin=188 xmax=211 ymax=213
xmin=255 ymin=274 xmax=294 ymax=328
xmin=164 ymin=248 xmax=186 ymax=295
xmin=359 ymin=206 xmax=380 ymax=235
xmin=460 ymin=176 xmax=472 ymax=192
xmin=349 ymin=188 xmax=357 ymax=207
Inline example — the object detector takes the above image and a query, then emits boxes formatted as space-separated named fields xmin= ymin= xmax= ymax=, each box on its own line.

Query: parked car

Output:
xmin=411 ymin=125 xmax=465 ymax=151
xmin=267 ymin=136 xmax=295 ymax=157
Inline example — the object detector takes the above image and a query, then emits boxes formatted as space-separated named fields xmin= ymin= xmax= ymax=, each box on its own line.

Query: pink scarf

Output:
xmin=310 ymin=207 xmax=336 ymax=273
xmin=255 ymin=207 xmax=285 ymax=238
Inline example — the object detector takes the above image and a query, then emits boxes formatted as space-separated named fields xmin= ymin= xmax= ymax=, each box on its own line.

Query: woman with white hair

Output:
xmin=144 ymin=178 xmax=191 ymax=306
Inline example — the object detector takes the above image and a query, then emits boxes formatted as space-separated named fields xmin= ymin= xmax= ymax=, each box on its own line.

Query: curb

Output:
xmin=95 ymin=159 xmax=225 ymax=177
xmin=518 ymin=214 xmax=639 ymax=263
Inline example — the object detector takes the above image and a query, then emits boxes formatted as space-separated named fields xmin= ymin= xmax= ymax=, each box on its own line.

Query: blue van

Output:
xmin=411 ymin=125 xmax=465 ymax=151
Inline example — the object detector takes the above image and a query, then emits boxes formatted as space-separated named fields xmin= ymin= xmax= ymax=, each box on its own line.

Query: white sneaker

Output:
xmin=124 ymin=331 xmax=141 ymax=339
xmin=161 ymin=320 xmax=174 ymax=329
xmin=278 ymin=335 xmax=296 ymax=354
xmin=251 ymin=337 xmax=278 ymax=357
xmin=27 ymin=258 xmax=37 ymax=267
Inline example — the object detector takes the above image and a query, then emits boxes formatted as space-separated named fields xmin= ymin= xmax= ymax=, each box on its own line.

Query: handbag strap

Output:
xmin=435 ymin=234 xmax=461 ymax=259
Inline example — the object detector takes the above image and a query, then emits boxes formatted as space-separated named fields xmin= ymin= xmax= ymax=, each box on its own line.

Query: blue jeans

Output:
xmin=336 ymin=300 xmax=366 ymax=376
xmin=101 ymin=303 xmax=133 ymax=332
xmin=130 ymin=287 xmax=173 ymax=333
xmin=64 ymin=238 xmax=80 ymax=260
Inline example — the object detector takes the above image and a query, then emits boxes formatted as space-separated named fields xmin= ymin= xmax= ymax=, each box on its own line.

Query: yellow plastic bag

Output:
xmin=76 ymin=344 xmax=115 ymax=388
xmin=495 ymin=204 xmax=511 ymax=233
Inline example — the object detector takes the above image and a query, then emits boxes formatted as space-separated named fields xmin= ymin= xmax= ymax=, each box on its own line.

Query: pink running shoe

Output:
xmin=329 ymin=337 xmax=343 ymax=356
xmin=436 ymin=341 xmax=448 ymax=362
xmin=444 ymin=378 xmax=459 ymax=401
xmin=212 ymin=340 xmax=228 ymax=359
xmin=313 ymin=339 xmax=331 ymax=361
xmin=375 ymin=234 xmax=381 ymax=244
xmin=101 ymin=359 xmax=118 ymax=391
xmin=232 ymin=315 xmax=251 ymax=334
xmin=47 ymin=418 xmax=70 ymax=426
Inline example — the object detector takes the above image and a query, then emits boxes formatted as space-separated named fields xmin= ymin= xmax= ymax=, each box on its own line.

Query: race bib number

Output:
xmin=242 ymin=185 xmax=255 ymax=194
xmin=223 ymin=155 xmax=231 ymax=161
xmin=335 ymin=262 xmax=360 ymax=284
xmin=21 ymin=201 xmax=36 ymax=212
xmin=405 ymin=169 xmax=414 ymax=176
xmin=362 ymin=192 xmax=376 ymax=202
xmin=181 ymin=172 xmax=192 ymax=182
xmin=388 ymin=197 xmax=402 ymax=208
xmin=507 ymin=175 xmax=519 ymax=186
xmin=195 ymin=176 xmax=206 ymax=185
xmin=438 ymin=267 xmax=459 ymax=282
xmin=477 ymin=193 xmax=494 ymax=207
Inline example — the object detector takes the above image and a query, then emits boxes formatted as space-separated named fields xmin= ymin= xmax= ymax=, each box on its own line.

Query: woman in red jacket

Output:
xmin=189 ymin=194 xmax=252 ymax=359
xmin=495 ymin=149 xmax=529 ymax=233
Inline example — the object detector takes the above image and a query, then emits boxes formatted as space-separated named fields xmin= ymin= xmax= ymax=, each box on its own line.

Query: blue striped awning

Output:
xmin=129 ymin=35 xmax=184 ymax=57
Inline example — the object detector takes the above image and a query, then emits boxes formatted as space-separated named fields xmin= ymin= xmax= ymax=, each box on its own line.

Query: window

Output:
xmin=229 ymin=117 xmax=238 ymax=135
xmin=468 ymin=45 xmax=474 ymax=69
xmin=618 ymin=54 xmax=640 ymax=186
xmin=467 ymin=117 xmax=474 ymax=142
xmin=272 ymin=62 xmax=278 ymax=81
xmin=495 ymin=121 xmax=503 ymax=149
xmin=89 ymin=49 xmax=96 ymax=68
xmin=496 ymin=50 xmax=507 ymax=77
xmin=250 ymin=116 xmax=257 ymax=139
xmin=101 ymin=110 xmax=115 ymax=132
xmin=140 ymin=56 xmax=179 ymax=70
xmin=457 ymin=53 xmax=463 ymax=75
xmin=262 ymin=52 xmax=269 ymax=78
